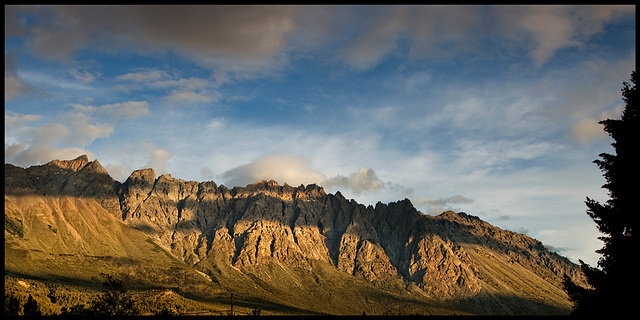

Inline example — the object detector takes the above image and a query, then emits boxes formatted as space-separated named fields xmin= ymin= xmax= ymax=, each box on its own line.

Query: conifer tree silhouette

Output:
xmin=563 ymin=71 xmax=638 ymax=316
xmin=92 ymin=273 xmax=139 ymax=316
xmin=23 ymin=295 xmax=42 ymax=316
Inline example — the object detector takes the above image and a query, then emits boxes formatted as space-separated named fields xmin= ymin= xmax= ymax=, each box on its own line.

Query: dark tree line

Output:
xmin=563 ymin=71 xmax=638 ymax=316
xmin=4 ymin=294 xmax=41 ymax=316
xmin=4 ymin=273 xmax=139 ymax=316
xmin=60 ymin=273 xmax=140 ymax=316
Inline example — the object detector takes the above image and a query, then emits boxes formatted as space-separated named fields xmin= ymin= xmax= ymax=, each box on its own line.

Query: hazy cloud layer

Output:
xmin=5 ymin=110 xmax=111 ymax=166
xmin=5 ymin=6 xmax=298 ymax=63
xmin=5 ymin=5 xmax=632 ymax=76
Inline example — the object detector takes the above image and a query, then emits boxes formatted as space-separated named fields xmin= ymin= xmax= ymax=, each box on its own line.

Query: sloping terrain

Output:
xmin=4 ymin=155 xmax=587 ymax=315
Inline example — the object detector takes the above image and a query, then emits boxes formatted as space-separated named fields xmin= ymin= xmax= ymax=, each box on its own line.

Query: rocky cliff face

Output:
xmin=5 ymin=155 xmax=122 ymax=218
xmin=115 ymin=165 xmax=585 ymax=301
xmin=4 ymin=156 xmax=172 ymax=265
xmin=5 ymin=155 xmax=588 ymax=314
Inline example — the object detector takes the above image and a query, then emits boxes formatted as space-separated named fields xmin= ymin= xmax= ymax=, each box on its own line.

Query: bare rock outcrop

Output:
xmin=5 ymin=155 xmax=587 ymax=312
xmin=116 ymin=173 xmax=486 ymax=299
xmin=4 ymin=155 xmax=121 ymax=217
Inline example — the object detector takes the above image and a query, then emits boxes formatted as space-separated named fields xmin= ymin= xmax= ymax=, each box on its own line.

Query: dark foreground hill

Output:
xmin=4 ymin=155 xmax=588 ymax=315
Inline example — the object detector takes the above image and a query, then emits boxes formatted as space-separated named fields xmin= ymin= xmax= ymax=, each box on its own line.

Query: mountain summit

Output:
xmin=5 ymin=156 xmax=587 ymax=315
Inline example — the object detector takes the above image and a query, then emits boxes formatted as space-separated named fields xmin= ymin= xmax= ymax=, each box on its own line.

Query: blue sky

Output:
xmin=4 ymin=5 xmax=635 ymax=266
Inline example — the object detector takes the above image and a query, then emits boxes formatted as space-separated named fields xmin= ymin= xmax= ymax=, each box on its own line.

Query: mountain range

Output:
xmin=4 ymin=155 xmax=588 ymax=315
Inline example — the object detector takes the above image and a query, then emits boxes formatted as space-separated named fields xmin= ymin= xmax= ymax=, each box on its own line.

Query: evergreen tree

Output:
xmin=4 ymin=294 xmax=21 ymax=316
xmin=23 ymin=295 xmax=42 ymax=316
xmin=92 ymin=273 xmax=139 ymax=316
xmin=563 ymin=71 xmax=639 ymax=316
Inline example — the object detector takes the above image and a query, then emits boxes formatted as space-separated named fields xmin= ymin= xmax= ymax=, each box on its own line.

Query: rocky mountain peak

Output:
xmin=47 ymin=154 xmax=90 ymax=172
xmin=127 ymin=168 xmax=156 ymax=183
xmin=231 ymin=179 xmax=326 ymax=202
xmin=84 ymin=158 xmax=109 ymax=175
xmin=5 ymin=155 xmax=122 ymax=218
xmin=438 ymin=210 xmax=483 ymax=225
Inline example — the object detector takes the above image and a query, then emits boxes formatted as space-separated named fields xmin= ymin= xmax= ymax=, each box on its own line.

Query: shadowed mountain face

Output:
xmin=4 ymin=155 xmax=588 ymax=315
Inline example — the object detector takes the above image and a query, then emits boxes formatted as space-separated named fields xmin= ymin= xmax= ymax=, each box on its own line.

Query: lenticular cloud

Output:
xmin=220 ymin=154 xmax=390 ymax=196
xmin=220 ymin=154 xmax=327 ymax=188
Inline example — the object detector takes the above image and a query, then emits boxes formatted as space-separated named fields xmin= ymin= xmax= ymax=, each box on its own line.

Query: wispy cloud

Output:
xmin=143 ymin=142 xmax=172 ymax=175
xmin=17 ymin=70 xmax=94 ymax=92
xmin=495 ymin=5 xmax=635 ymax=67
xmin=115 ymin=70 xmax=221 ymax=106
xmin=5 ymin=109 xmax=113 ymax=167
xmin=5 ymin=116 xmax=91 ymax=166
xmin=339 ymin=6 xmax=484 ymax=70
xmin=410 ymin=194 xmax=475 ymax=215
xmin=116 ymin=69 xmax=170 ymax=82
xmin=4 ymin=71 xmax=32 ymax=100
xmin=5 ymin=111 xmax=43 ymax=130
xmin=70 ymin=101 xmax=151 ymax=118
xmin=69 ymin=68 xmax=98 ymax=83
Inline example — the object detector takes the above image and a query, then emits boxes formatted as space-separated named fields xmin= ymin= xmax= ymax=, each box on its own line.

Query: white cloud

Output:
xmin=205 ymin=117 xmax=226 ymax=131
xmin=495 ymin=5 xmax=635 ymax=67
xmin=29 ymin=122 xmax=71 ymax=146
xmin=570 ymin=106 xmax=622 ymax=144
xmin=200 ymin=166 xmax=214 ymax=180
xmin=65 ymin=113 xmax=114 ymax=147
xmin=104 ymin=163 xmax=126 ymax=182
xmin=338 ymin=6 xmax=483 ymax=70
xmin=536 ymin=222 xmax=603 ymax=265
xmin=570 ymin=118 xmax=608 ymax=144
xmin=338 ymin=5 xmax=634 ymax=69
xmin=17 ymin=70 xmax=93 ymax=92
xmin=219 ymin=154 xmax=402 ymax=199
xmin=70 ymin=101 xmax=150 ymax=118
xmin=5 ymin=143 xmax=93 ymax=167
xmin=5 ymin=52 xmax=41 ymax=100
xmin=5 ymin=72 xmax=28 ymax=100
xmin=4 ymin=110 xmax=112 ymax=167
xmin=69 ymin=68 xmax=97 ymax=83
xmin=116 ymin=69 xmax=169 ymax=82
xmin=143 ymin=142 xmax=172 ymax=174
xmin=220 ymin=154 xmax=327 ymax=187
xmin=4 ymin=120 xmax=82 ymax=166
xmin=165 ymin=90 xmax=218 ymax=105
xmin=5 ymin=111 xmax=43 ymax=129
xmin=325 ymin=167 xmax=386 ymax=195
xmin=150 ymin=77 xmax=210 ymax=90
xmin=411 ymin=194 xmax=475 ymax=215
xmin=115 ymin=72 xmax=220 ymax=106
